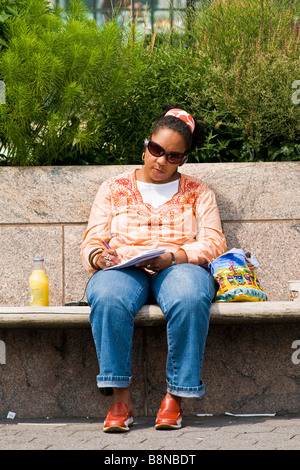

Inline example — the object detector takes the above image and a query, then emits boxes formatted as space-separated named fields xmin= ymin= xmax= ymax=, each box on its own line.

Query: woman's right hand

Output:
xmin=94 ymin=249 xmax=120 ymax=270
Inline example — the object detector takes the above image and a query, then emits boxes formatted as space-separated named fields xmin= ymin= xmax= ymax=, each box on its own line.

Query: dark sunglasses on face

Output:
xmin=144 ymin=139 xmax=186 ymax=164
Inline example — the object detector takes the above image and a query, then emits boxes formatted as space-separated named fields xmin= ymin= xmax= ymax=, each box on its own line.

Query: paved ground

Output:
xmin=0 ymin=414 xmax=300 ymax=451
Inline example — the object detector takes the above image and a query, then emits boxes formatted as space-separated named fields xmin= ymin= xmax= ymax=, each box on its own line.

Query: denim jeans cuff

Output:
xmin=97 ymin=375 xmax=132 ymax=389
xmin=167 ymin=380 xmax=206 ymax=398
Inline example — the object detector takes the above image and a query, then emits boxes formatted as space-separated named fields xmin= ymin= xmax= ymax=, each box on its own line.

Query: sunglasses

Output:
xmin=144 ymin=139 xmax=186 ymax=164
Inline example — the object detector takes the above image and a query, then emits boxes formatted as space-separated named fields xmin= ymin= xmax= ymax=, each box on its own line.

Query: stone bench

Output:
xmin=0 ymin=302 xmax=300 ymax=328
xmin=0 ymin=162 xmax=299 ymax=419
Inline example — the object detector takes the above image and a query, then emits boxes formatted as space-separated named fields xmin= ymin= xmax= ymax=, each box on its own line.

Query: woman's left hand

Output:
xmin=136 ymin=250 xmax=187 ymax=272
xmin=135 ymin=253 xmax=171 ymax=272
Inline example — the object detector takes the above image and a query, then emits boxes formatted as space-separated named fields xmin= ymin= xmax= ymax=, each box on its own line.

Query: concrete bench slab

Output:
xmin=0 ymin=301 xmax=299 ymax=328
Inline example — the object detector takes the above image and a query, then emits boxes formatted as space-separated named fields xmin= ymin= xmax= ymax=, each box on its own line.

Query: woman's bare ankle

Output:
xmin=166 ymin=392 xmax=182 ymax=406
xmin=113 ymin=388 xmax=133 ymax=413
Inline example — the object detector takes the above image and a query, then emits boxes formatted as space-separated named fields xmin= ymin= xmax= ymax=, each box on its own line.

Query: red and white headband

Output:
xmin=164 ymin=108 xmax=195 ymax=133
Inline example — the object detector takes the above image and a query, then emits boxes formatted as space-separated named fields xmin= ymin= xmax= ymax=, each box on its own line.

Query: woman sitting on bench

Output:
xmin=80 ymin=104 xmax=226 ymax=432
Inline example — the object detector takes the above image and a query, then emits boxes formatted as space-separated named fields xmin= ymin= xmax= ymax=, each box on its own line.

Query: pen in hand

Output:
xmin=102 ymin=240 xmax=111 ymax=249
xmin=101 ymin=240 xmax=121 ymax=267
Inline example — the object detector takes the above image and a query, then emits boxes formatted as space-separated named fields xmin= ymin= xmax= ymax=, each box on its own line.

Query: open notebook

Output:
xmin=106 ymin=248 xmax=166 ymax=270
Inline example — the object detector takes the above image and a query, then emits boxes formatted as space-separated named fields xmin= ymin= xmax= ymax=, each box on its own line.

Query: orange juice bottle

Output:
xmin=29 ymin=258 xmax=49 ymax=306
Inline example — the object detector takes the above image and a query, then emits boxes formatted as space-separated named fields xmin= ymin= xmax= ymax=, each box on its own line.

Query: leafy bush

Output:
xmin=0 ymin=0 xmax=110 ymax=164
xmin=187 ymin=0 xmax=300 ymax=161
xmin=0 ymin=0 xmax=22 ymax=50
xmin=0 ymin=0 xmax=299 ymax=165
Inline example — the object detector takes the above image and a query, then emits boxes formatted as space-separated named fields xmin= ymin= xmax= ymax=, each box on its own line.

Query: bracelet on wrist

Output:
xmin=170 ymin=252 xmax=176 ymax=266
xmin=89 ymin=248 xmax=104 ymax=270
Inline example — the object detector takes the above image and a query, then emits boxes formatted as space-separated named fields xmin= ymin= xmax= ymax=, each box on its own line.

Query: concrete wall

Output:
xmin=0 ymin=162 xmax=299 ymax=418
xmin=1 ymin=323 xmax=300 ymax=419
xmin=1 ymin=162 xmax=299 ymax=306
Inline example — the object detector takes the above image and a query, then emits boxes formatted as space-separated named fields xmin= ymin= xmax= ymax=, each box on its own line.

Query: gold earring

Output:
xmin=142 ymin=152 xmax=145 ymax=161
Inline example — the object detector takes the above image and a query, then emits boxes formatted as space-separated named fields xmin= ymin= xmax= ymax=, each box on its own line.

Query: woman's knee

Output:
xmin=86 ymin=271 xmax=110 ymax=306
xmin=152 ymin=264 xmax=215 ymax=322
xmin=87 ymin=268 xmax=150 ymax=316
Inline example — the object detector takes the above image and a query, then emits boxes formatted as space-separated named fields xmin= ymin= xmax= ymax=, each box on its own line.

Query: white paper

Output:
xmin=18 ymin=423 xmax=68 ymax=426
xmin=225 ymin=412 xmax=276 ymax=417
xmin=106 ymin=248 xmax=166 ymax=270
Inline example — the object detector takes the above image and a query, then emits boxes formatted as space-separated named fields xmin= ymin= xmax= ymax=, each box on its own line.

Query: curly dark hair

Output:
xmin=149 ymin=104 xmax=205 ymax=154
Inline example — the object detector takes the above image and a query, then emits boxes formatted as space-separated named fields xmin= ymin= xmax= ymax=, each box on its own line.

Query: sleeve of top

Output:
xmin=180 ymin=187 xmax=226 ymax=265
xmin=80 ymin=180 xmax=112 ymax=273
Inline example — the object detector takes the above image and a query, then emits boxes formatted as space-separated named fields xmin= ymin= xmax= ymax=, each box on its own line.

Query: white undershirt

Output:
xmin=137 ymin=179 xmax=179 ymax=208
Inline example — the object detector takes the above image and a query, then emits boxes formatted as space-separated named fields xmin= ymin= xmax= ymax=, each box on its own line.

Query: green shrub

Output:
xmin=0 ymin=0 xmax=299 ymax=165
xmin=0 ymin=0 xmax=23 ymax=50
xmin=0 ymin=0 xmax=110 ymax=164
xmin=187 ymin=0 xmax=300 ymax=161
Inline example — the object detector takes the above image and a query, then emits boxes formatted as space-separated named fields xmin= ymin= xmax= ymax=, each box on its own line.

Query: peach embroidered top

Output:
xmin=81 ymin=170 xmax=226 ymax=273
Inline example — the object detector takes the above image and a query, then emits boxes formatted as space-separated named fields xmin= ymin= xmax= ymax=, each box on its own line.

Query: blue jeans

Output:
xmin=86 ymin=264 xmax=216 ymax=398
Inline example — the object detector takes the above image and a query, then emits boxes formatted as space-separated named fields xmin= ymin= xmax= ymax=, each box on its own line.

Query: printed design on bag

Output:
xmin=210 ymin=248 xmax=268 ymax=302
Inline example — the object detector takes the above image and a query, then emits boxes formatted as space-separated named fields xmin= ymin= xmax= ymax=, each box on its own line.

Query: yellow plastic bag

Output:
xmin=209 ymin=248 xmax=268 ymax=302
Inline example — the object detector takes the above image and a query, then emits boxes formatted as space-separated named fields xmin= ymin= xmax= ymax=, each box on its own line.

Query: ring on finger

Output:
xmin=104 ymin=255 xmax=111 ymax=260
xmin=146 ymin=264 xmax=151 ymax=269
xmin=105 ymin=261 xmax=111 ymax=266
